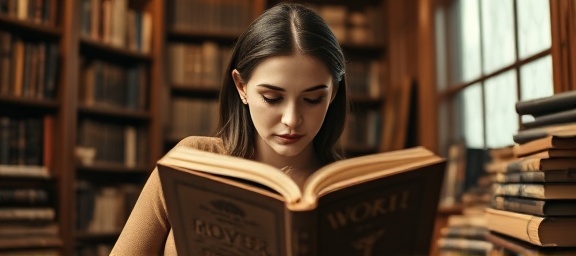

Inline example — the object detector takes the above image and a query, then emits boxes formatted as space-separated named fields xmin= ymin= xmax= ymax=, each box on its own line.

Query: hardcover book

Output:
xmin=512 ymin=130 xmax=576 ymax=157
xmin=491 ymin=196 xmax=576 ymax=216
xmin=485 ymin=208 xmax=576 ymax=247
xmin=515 ymin=90 xmax=576 ymax=117
xmin=486 ymin=231 xmax=576 ymax=255
xmin=157 ymin=146 xmax=446 ymax=256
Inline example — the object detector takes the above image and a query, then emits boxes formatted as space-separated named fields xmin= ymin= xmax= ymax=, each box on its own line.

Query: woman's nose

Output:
xmin=281 ymin=102 xmax=302 ymax=128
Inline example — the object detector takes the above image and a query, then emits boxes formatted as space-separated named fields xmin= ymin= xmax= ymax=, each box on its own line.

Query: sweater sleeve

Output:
xmin=110 ymin=136 xmax=225 ymax=255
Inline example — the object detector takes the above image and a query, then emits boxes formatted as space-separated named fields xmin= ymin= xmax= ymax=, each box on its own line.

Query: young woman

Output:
xmin=111 ymin=3 xmax=349 ymax=254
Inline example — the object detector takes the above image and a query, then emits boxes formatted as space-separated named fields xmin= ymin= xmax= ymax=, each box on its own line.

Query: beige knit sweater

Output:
xmin=110 ymin=136 xmax=227 ymax=255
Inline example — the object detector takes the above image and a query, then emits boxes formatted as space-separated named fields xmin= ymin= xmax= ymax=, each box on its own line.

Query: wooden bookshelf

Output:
xmin=0 ymin=0 xmax=164 ymax=254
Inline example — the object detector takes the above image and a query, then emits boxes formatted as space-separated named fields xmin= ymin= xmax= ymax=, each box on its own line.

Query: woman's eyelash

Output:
xmin=305 ymin=96 xmax=325 ymax=104
xmin=261 ymin=95 xmax=325 ymax=105
xmin=262 ymin=95 xmax=282 ymax=104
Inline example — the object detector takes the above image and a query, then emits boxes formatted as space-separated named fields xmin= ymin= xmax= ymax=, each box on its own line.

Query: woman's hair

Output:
xmin=216 ymin=3 xmax=349 ymax=165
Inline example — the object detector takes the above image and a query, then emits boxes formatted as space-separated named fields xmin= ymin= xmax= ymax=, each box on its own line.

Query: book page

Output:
xmin=160 ymin=146 xmax=302 ymax=202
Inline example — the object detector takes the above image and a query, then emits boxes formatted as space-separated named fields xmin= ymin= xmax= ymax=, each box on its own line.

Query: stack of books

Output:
xmin=484 ymin=90 xmax=576 ymax=253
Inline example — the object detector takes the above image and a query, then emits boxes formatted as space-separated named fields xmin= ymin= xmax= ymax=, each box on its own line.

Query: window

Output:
xmin=437 ymin=0 xmax=554 ymax=150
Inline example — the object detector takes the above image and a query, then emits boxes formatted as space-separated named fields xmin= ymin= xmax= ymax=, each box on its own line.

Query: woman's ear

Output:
xmin=232 ymin=69 xmax=248 ymax=104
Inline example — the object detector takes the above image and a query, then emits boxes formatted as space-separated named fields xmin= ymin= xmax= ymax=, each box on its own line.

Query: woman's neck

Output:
xmin=254 ymin=141 xmax=321 ymax=187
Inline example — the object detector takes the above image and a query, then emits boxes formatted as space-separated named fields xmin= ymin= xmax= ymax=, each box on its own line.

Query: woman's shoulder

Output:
xmin=174 ymin=136 xmax=227 ymax=154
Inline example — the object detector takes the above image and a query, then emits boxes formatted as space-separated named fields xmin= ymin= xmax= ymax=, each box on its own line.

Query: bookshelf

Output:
xmin=163 ymin=0 xmax=389 ymax=157
xmin=0 ymin=0 xmax=164 ymax=255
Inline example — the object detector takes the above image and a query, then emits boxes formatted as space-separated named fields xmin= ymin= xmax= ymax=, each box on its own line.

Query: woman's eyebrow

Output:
xmin=256 ymin=84 xmax=328 ymax=92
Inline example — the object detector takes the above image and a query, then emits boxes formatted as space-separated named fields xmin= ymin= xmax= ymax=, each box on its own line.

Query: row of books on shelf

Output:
xmin=341 ymin=109 xmax=382 ymax=150
xmin=0 ymin=31 xmax=59 ymax=100
xmin=0 ymin=116 xmax=52 ymax=177
xmin=167 ymin=98 xmax=219 ymax=141
xmin=0 ymin=0 xmax=56 ymax=25
xmin=169 ymin=0 xmax=253 ymax=34
xmin=168 ymin=42 xmax=232 ymax=89
xmin=79 ymin=0 xmax=152 ymax=53
xmin=437 ymin=90 xmax=576 ymax=255
xmin=77 ymin=119 xmax=148 ymax=168
xmin=75 ymin=180 xmax=140 ymax=234
xmin=0 ymin=185 xmax=60 ymax=252
xmin=346 ymin=59 xmax=381 ymax=99
xmin=307 ymin=4 xmax=385 ymax=46
xmin=79 ymin=58 xmax=148 ymax=111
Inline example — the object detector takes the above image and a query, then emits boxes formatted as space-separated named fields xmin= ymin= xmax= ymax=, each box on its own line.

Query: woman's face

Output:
xmin=233 ymin=53 xmax=335 ymax=158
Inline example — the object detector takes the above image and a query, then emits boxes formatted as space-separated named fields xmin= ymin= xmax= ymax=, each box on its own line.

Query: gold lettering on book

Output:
xmin=193 ymin=218 xmax=271 ymax=256
xmin=326 ymin=190 xmax=410 ymax=230
xmin=353 ymin=229 xmax=385 ymax=256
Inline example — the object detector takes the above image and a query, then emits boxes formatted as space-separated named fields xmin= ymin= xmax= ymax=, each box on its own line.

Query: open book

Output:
xmin=157 ymin=146 xmax=446 ymax=256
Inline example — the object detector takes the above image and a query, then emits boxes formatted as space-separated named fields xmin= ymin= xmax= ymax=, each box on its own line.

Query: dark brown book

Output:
xmin=521 ymin=109 xmax=576 ymax=129
xmin=158 ymin=146 xmax=446 ymax=256
xmin=515 ymin=90 xmax=576 ymax=117
xmin=486 ymin=232 xmax=576 ymax=255
xmin=486 ymin=208 xmax=576 ymax=247
xmin=491 ymin=196 xmax=576 ymax=216
xmin=513 ymin=122 xmax=576 ymax=144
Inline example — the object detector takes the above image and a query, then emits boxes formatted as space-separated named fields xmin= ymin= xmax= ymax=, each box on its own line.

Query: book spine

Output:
xmin=491 ymin=196 xmax=545 ymax=216
xmin=506 ymin=158 xmax=542 ymax=172
xmin=288 ymin=209 xmax=317 ymax=256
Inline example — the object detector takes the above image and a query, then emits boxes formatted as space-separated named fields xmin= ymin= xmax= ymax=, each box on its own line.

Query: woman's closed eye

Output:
xmin=304 ymin=96 xmax=325 ymax=105
xmin=261 ymin=95 xmax=282 ymax=104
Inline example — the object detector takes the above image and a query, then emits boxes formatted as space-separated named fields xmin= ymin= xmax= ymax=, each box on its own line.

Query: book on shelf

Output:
xmin=491 ymin=196 xmax=576 ymax=217
xmin=485 ymin=208 xmax=576 ymax=247
xmin=158 ymin=146 xmax=446 ymax=256
xmin=515 ymin=90 xmax=576 ymax=117
xmin=492 ymin=183 xmax=576 ymax=200
xmin=0 ymin=207 xmax=55 ymax=221
xmin=486 ymin=231 xmax=576 ymax=256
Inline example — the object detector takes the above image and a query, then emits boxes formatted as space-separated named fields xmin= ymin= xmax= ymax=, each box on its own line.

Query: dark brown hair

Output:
xmin=217 ymin=3 xmax=349 ymax=165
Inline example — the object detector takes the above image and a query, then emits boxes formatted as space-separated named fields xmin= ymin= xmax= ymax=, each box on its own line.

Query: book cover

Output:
xmin=486 ymin=231 xmax=576 ymax=255
xmin=521 ymin=109 xmax=576 ymax=130
xmin=515 ymin=90 xmax=576 ymax=117
xmin=513 ymin=131 xmax=576 ymax=157
xmin=485 ymin=208 xmax=576 ymax=247
xmin=513 ymin=123 xmax=576 ymax=144
xmin=491 ymin=196 xmax=576 ymax=216
xmin=158 ymin=146 xmax=446 ymax=256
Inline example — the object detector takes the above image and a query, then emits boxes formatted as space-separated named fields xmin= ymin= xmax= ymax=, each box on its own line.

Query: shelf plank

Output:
xmin=0 ymin=15 xmax=62 ymax=40
xmin=77 ymin=162 xmax=148 ymax=174
xmin=78 ymin=105 xmax=150 ymax=122
xmin=79 ymin=37 xmax=153 ymax=63
xmin=75 ymin=231 xmax=120 ymax=243
xmin=170 ymin=85 xmax=220 ymax=99
xmin=0 ymin=237 xmax=63 ymax=250
xmin=167 ymin=28 xmax=243 ymax=43
xmin=0 ymin=96 xmax=59 ymax=114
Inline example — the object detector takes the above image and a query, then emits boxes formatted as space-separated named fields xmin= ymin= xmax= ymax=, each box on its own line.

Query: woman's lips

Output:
xmin=276 ymin=134 xmax=303 ymax=144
